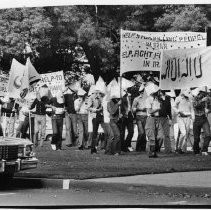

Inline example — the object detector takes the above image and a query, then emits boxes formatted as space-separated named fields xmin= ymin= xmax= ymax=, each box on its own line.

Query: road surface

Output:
xmin=0 ymin=177 xmax=210 ymax=206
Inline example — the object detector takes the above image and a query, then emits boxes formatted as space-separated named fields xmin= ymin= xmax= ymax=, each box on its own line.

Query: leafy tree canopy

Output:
xmin=0 ymin=5 xmax=210 ymax=83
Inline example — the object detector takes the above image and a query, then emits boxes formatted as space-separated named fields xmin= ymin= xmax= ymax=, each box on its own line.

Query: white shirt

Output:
xmin=74 ymin=98 xmax=89 ymax=114
xmin=173 ymin=95 xmax=194 ymax=118
xmin=102 ymin=96 xmax=110 ymax=123
xmin=145 ymin=96 xmax=161 ymax=117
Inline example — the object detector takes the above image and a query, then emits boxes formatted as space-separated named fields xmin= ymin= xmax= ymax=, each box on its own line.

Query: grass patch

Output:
xmin=16 ymin=141 xmax=211 ymax=179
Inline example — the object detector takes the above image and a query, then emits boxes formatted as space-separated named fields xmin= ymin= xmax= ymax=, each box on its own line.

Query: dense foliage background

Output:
xmin=0 ymin=5 xmax=210 ymax=83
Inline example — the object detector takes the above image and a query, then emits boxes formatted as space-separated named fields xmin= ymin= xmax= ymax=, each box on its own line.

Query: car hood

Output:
xmin=0 ymin=137 xmax=33 ymax=146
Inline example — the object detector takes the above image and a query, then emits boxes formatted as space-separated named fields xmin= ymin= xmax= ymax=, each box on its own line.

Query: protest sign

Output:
xmin=160 ymin=46 xmax=211 ymax=90
xmin=0 ymin=71 xmax=9 ymax=96
xmin=32 ymin=70 xmax=65 ymax=96
xmin=120 ymin=30 xmax=207 ymax=75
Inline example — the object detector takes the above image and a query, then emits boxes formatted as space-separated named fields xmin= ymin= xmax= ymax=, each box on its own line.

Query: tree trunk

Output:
xmin=81 ymin=44 xmax=102 ymax=81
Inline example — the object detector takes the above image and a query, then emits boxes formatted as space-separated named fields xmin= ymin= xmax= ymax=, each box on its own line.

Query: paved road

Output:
xmin=0 ymin=177 xmax=210 ymax=206
xmin=85 ymin=171 xmax=211 ymax=188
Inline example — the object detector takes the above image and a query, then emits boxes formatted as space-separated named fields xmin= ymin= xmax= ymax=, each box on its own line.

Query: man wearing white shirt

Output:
xmin=173 ymin=89 xmax=194 ymax=154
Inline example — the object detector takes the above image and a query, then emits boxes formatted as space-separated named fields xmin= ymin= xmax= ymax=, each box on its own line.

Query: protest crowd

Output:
xmin=0 ymin=29 xmax=211 ymax=158
xmin=0 ymin=73 xmax=211 ymax=158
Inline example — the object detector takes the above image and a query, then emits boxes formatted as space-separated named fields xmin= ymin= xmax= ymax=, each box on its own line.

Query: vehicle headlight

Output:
xmin=18 ymin=147 xmax=24 ymax=158
xmin=25 ymin=145 xmax=33 ymax=157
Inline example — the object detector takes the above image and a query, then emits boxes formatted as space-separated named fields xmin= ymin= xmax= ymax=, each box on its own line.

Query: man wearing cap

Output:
xmin=132 ymin=84 xmax=147 ymax=152
xmin=120 ymin=89 xmax=134 ymax=152
xmin=107 ymin=90 xmax=122 ymax=155
xmin=74 ymin=88 xmax=89 ymax=150
xmin=63 ymin=86 xmax=78 ymax=147
xmin=192 ymin=87 xmax=211 ymax=155
xmin=173 ymin=89 xmax=194 ymax=154
xmin=145 ymin=83 xmax=164 ymax=158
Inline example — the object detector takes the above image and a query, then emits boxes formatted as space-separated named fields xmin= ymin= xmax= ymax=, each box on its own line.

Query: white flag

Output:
xmin=26 ymin=58 xmax=41 ymax=85
xmin=7 ymin=59 xmax=27 ymax=98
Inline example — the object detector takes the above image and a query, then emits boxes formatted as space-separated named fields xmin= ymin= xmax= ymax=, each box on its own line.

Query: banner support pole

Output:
xmin=28 ymin=110 xmax=32 ymax=142
xmin=119 ymin=28 xmax=123 ymax=116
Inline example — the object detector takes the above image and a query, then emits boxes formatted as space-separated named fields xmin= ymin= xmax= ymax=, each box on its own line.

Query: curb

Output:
xmin=11 ymin=177 xmax=72 ymax=189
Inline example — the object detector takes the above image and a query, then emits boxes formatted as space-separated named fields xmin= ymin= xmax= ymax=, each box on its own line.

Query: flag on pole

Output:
xmin=7 ymin=59 xmax=27 ymax=98
xmin=119 ymin=77 xmax=135 ymax=90
xmin=26 ymin=58 xmax=41 ymax=85
xmin=20 ymin=65 xmax=29 ymax=99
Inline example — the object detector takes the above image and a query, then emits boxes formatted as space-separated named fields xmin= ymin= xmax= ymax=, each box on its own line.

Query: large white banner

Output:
xmin=32 ymin=70 xmax=65 ymax=96
xmin=160 ymin=46 xmax=211 ymax=90
xmin=0 ymin=71 xmax=9 ymax=96
xmin=120 ymin=30 xmax=207 ymax=75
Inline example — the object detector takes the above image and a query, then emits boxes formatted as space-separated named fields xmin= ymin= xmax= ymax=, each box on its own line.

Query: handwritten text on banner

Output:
xmin=160 ymin=46 xmax=211 ymax=90
xmin=31 ymin=70 xmax=65 ymax=96
xmin=120 ymin=30 xmax=207 ymax=75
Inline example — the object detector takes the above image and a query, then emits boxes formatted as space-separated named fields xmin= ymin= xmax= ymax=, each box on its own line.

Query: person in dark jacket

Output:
xmin=47 ymin=91 xmax=65 ymax=151
xmin=63 ymin=87 xmax=78 ymax=147
xmin=30 ymin=92 xmax=48 ymax=146
xmin=157 ymin=90 xmax=172 ymax=153
xmin=120 ymin=89 xmax=134 ymax=152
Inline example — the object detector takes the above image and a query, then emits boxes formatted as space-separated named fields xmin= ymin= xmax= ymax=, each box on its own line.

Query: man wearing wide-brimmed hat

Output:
xmin=132 ymin=84 xmax=147 ymax=152
xmin=74 ymin=88 xmax=89 ymax=150
xmin=173 ymin=89 xmax=194 ymax=154
xmin=145 ymin=82 xmax=164 ymax=158
xmin=88 ymin=77 xmax=106 ymax=154
xmin=107 ymin=89 xmax=122 ymax=155
xmin=192 ymin=86 xmax=211 ymax=156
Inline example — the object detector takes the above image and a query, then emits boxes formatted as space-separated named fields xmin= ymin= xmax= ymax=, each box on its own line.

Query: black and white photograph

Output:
xmin=0 ymin=0 xmax=210 ymax=208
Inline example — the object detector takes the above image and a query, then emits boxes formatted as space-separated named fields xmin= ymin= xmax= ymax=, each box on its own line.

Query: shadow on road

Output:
xmin=0 ymin=177 xmax=47 ymax=190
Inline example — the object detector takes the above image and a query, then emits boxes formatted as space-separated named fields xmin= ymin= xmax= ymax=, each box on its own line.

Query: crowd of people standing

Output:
xmin=0 ymin=78 xmax=211 ymax=158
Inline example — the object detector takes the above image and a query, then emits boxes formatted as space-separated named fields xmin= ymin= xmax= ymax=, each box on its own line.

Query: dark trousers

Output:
xmin=91 ymin=114 xmax=104 ymax=149
xmin=16 ymin=116 xmax=30 ymax=139
xmin=77 ymin=114 xmax=88 ymax=147
xmin=120 ymin=112 xmax=134 ymax=150
xmin=136 ymin=115 xmax=147 ymax=151
xmin=104 ymin=123 xmax=114 ymax=154
xmin=193 ymin=115 xmax=211 ymax=153
xmin=51 ymin=116 xmax=64 ymax=150
xmin=110 ymin=119 xmax=121 ymax=154
xmin=0 ymin=124 xmax=3 ymax=136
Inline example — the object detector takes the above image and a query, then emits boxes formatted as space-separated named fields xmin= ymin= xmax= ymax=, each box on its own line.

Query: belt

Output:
xmin=150 ymin=115 xmax=160 ymax=117
xmin=195 ymin=114 xmax=206 ymax=118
